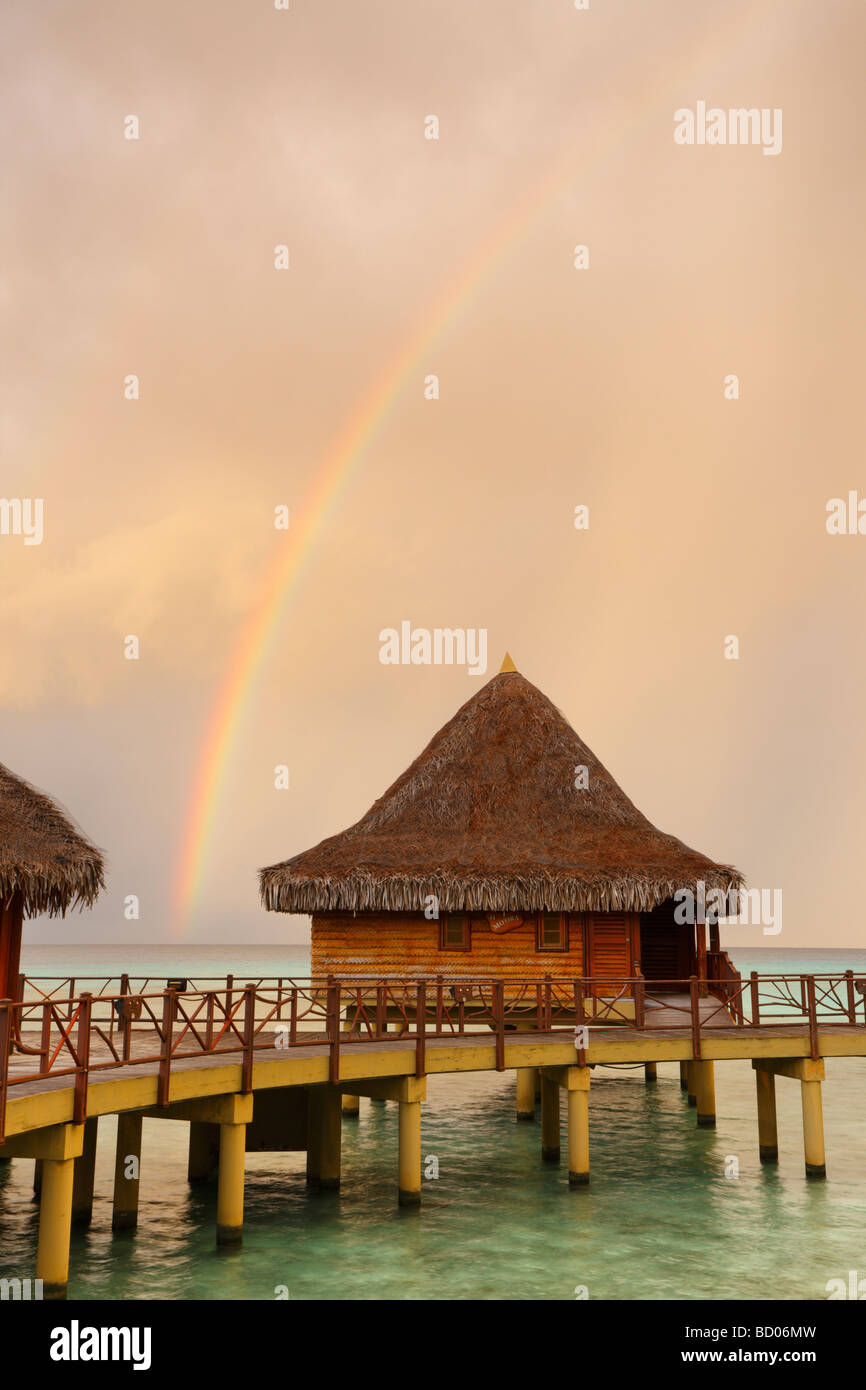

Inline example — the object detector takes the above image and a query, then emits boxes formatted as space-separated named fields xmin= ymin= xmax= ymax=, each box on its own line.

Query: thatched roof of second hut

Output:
xmin=0 ymin=762 xmax=105 ymax=916
xmin=260 ymin=668 xmax=742 ymax=915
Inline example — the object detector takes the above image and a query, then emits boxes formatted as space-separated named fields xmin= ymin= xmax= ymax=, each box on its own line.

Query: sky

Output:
xmin=2 ymin=0 xmax=864 ymax=950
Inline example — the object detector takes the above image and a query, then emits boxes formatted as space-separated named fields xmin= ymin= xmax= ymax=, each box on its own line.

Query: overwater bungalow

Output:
xmin=260 ymin=656 xmax=744 ymax=997
xmin=0 ymin=761 xmax=104 ymax=1004
xmin=1 ymin=675 xmax=859 ymax=1298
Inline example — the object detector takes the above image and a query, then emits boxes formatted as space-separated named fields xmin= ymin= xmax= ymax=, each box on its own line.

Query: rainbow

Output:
xmin=173 ymin=0 xmax=770 ymax=930
xmin=172 ymin=154 xmax=575 ymax=930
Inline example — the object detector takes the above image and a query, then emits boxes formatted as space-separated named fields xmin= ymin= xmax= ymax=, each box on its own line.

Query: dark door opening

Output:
xmin=639 ymin=901 xmax=694 ymax=985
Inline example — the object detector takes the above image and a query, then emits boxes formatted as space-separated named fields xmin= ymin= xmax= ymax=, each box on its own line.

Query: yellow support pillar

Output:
xmin=216 ymin=1122 xmax=246 ymax=1245
xmin=801 ymin=1078 xmax=826 ymax=1180
xmin=134 ymin=1092 xmax=251 ymax=1240
xmin=71 ymin=1116 xmax=99 ymax=1226
xmin=566 ymin=1068 xmax=591 ymax=1186
xmin=540 ymin=1074 xmax=560 ymax=1162
xmin=753 ymin=1058 xmax=826 ymax=1180
xmin=37 ymin=1158 xmax=76 ymax=1299
xmin=112 ymin=1112 xmax=142 ymax=1232
xmin=755 ymin=1067 xmax=778 ymax=1163
xmin=336 ymin=1075 xmax=424 ymax=1204
xmin=516 ymin=1067 xmax=536 ymax=1121
xmin=32 ymin=1124 xmax=84 ymax=1300
xmin=319 ymin=1086 xmax=342 ymax=1191
xmin=644 ymin=1062 xmax=657 ymax=1084
xmin=398 ymin=1097 xmax=421 ymax=1207
xmin=692 ymin=1060 xmax=716 ymax=1128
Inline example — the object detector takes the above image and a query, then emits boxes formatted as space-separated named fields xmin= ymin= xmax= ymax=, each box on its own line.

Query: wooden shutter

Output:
xmin=586 ymin=913 xmax=633 ymax=979
xmin=439 ymin=913 xmax=471 ymax=951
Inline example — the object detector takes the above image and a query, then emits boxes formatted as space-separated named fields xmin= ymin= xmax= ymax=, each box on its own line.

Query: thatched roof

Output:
xmin=0 ymin=763 xmax=104 ymax=917
xmin=260 ymin=666 xmax=743 ymax=915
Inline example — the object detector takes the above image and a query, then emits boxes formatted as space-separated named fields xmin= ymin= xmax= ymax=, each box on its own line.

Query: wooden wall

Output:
xmin=311 ymin=910 xmax=638 ymax=981
xmin=0 ymin=893 xmax=23 ymax=1001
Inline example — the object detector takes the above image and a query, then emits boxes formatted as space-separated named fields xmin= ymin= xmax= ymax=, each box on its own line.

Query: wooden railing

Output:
xmin=1 ymin=972 xmax=865 ymax=1142
xmin=707 ymin=949 xmax=744 ymax=1022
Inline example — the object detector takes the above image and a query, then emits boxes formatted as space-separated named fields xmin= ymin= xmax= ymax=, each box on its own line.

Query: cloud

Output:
xmin=0 ymin=502 xmax=270 ymax=706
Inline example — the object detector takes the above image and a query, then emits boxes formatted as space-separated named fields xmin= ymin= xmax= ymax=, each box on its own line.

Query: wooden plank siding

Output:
xmin=0 ymin=893 xmax=23 ymax=1001
xmin=310 ymin=911 xmax=639 ymax=983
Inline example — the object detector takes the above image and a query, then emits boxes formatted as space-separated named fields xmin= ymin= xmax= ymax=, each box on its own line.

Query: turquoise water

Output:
xmin=2 ymin=946 xmax=865 ymax=1300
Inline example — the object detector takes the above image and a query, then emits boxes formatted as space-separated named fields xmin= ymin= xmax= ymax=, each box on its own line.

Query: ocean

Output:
xmin=2 ymin=945 xmax=864 ymax=1301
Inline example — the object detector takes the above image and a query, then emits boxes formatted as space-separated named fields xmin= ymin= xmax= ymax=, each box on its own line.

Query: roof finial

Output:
xmin=499 ymin=652 xmax=517 ymax=674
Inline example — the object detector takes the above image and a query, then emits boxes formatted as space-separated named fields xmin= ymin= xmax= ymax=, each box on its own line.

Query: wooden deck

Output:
xmin=4 ymin=973 xmax=864 ymax=1297
xmin=641 ymin=991 xmax=746 ymax=1027
xmin=3 ymin=973 xmax=864 ymax=1142
xmin=3 ymin=1017 xmax=864 ymax=1127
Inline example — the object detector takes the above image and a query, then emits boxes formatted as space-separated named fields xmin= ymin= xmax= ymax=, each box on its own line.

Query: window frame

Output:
xmin=535 ymin=912 xmax=569 ymax=953
xmin=438 ymin=912 xmax=472 ymax=952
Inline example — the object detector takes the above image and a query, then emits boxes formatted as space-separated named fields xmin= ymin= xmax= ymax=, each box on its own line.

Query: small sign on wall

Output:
xmin=486 ymin=913 xmax=524 ymax=935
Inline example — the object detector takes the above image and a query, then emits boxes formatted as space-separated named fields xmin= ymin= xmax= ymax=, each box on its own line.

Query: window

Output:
xmin=536 ymin=913 xmax=568 ymax=952
xmin=439 ymin=912 xmax=471 ymax=951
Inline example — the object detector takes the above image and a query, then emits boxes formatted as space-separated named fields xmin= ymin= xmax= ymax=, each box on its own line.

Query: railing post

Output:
xmin=40 ymin=1000 xmax=53 ymax=1072
xmin=73 ymin=993 xmax=93 ymax=1125
xmin=241 ymin=983 xmax=256 ymax=1093
xmin=327 ymin=977 xmax=340 ymax=1084
xmin=416 ymin=981 xmax=426 ymax=1077
xmin=205 ymin=991 xmax=215 ymax=1051
xmin=117 ymin=973 xmax=132 ymax=1061
xmin=343 ymin=986 xmax=356 ymax=1037
xmin=574 ymin=979 xmax=586 ymax=1065
xmin=750 ymin=970 xmax=761 ymax=1026
xmin=494 ymin=980 xmax=505 ymax=1071
xmin=115 ymin=973 xmax=130 ymax=1044
xmin=225 ymin=973 xmax=234 ymax=1022
xmin=158 ymin=988 xmax=177 ymax=1107
xmin=435 ymin=976 xmax=443 ymax=1033
xmin=689 ymin=976 xmax=701 ymax=1059
xmin=290 ymin=987 xmax=298 ymax=1044
xmin=121 ymin=995 xmax=133 ymax=1064
xmin=807 ymin=975 xmax=819 ymax=1061
xmin=845 ymin=970 xmax=856 ymax=1024
xmin=732 ymin=973 xmax=745 ymax=1025
xmin=634 ymin=974 xmax=645 ymax=1029
xmin=0 ymin=1000 xmax=10 ymax=1144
